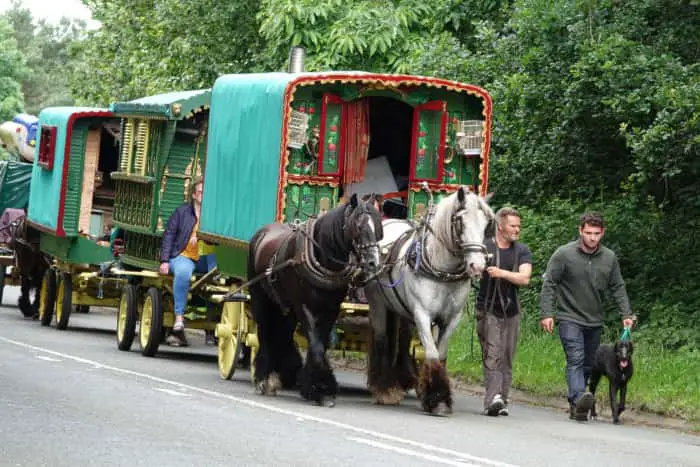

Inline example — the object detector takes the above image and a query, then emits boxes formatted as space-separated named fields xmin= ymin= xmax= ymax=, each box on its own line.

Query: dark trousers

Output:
xmin=477 ymin=310 xmax=521 ymax=408
xmin=558 ymin=320 xmax=602 ymax=407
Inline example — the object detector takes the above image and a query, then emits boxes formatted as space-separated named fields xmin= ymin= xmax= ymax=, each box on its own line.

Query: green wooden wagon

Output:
xmin=28 ymin=107 xmax=126 ymax=329
xmin=193 ymin=71 xmax=492 ymax=382
xmin=106 ymin=90 xmax=238 ymax=356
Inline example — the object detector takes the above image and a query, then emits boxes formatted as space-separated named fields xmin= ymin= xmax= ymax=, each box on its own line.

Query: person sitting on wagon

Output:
xmin=159 ymin=176 xmax=217 ymax=347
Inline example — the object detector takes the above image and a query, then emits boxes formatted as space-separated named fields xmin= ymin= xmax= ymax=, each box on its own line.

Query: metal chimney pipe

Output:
xmin=288 ymin=46 xmax=306 ymax=73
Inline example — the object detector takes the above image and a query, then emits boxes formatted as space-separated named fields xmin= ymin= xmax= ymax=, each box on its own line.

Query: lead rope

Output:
xmin=620 ymin=327 xmax=632 ymax=341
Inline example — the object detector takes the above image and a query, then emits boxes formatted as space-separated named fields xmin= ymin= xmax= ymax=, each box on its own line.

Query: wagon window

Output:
xmin=38 ymin=125 xmax=57 ymax=170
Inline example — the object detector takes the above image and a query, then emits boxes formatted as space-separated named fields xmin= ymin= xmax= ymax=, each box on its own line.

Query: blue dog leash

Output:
xmin=620 ymin=327 xmax=632 ymax=342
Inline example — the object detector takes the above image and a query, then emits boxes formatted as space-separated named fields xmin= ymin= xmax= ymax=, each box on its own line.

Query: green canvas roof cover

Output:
xmin=0 ymin=160 xmax=32 ymax=215
xmin=200 ymin=73 xmax=294 ymax=242
xmin=109 ymin=89 xmax=211 ymax=120
xmin=27 ymin=107 xmax=110 ymax=232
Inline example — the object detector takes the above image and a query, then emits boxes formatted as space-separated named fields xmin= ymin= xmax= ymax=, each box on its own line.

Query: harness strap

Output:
xmin=298 ymin=218 xmax=354 ymax=289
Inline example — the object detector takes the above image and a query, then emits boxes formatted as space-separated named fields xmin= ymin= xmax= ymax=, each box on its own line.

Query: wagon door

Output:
xmin=407 ymin=100 xmax=447 ymax=218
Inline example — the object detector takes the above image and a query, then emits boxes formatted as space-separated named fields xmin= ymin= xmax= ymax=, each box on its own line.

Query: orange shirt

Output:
xmin=181 ymin=220 xmax=200 ymax=261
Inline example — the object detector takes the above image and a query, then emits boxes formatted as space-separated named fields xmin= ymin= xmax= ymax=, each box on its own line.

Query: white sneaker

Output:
xmin=173 ymin=320 xmax=184 ymax=332
xmin=486 ymin=394 xmax=505 ymax=416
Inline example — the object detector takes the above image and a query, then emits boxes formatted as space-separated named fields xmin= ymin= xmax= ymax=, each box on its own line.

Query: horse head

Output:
xmin=434 ymin=186 xmax=494 ymax=278
xmin=344 ymin=193 xmax=384 ymax=277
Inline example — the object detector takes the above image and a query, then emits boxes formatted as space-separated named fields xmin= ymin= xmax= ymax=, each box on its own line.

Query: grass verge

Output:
xmin=447 ymin=316 xmax=700 ymax=423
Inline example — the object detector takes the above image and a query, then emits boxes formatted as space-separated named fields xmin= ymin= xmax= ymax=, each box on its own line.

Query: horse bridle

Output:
xmin=345 ymin=208 xmax=381 ymax=263
xmin=449 ymin=205 xmax=489 ymax=259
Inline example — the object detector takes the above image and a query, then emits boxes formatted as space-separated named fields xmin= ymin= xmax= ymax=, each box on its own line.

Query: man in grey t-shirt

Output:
xmin=476 ymin=207 xmax=532 ymax=416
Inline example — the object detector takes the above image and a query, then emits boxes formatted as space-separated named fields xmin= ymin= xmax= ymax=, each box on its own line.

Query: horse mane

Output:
xmin=312 ymin=202 xmax=352 ymax=270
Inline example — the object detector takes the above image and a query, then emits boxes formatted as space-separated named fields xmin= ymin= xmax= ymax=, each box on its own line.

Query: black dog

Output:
xmin=589 ymin=340 xmax=634 ymax=424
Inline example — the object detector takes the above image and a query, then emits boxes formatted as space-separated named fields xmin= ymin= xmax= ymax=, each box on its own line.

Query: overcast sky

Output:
xmin=0 ymin=0 xmax=99 ymax=27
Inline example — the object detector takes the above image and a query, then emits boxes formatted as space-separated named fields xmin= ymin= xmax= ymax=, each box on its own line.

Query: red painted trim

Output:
xmin=338 ymin=101 xmax=347 ymax=178
xmin=276 ymin=73 xmax=494 ymax=219
xmin=438 ymin=106 xmax=447 ymax=182
xmin=408 ymin=106 xmax=420 ymax=182
xmin=55 ymin=111 xmax=113 ymax=237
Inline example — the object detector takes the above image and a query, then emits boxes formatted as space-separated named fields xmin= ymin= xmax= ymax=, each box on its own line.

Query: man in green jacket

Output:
xmin=540 ymin=212 xmax=635 ymax=421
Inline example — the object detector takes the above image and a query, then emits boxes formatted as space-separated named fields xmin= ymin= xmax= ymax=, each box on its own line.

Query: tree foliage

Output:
xmin=73 ymin=0 xmax=268 ymax=104
xmin=2 ymin=0 xmax=86 ymax=115
xmin=0 ymin=16 xmax=26 ymax=122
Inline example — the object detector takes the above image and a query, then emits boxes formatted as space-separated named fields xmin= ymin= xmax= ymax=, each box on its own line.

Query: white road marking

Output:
xmin=0 ymin=336 xmax=519 ymax=467
xmin=154 ymin=388 xmax=189 ymax=397
xmin=36 ymin=355 xmax=61 ymax=362
xmin=348 ymin=436 xmax=479 ymax=466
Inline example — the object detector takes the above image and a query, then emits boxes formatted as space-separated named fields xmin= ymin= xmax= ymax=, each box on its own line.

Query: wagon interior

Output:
xmin=83 ymin=119 xmax=120 ymax=240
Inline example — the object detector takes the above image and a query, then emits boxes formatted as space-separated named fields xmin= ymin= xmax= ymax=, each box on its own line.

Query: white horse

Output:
xmin=364 ymin=186 xmax=493 ymax=414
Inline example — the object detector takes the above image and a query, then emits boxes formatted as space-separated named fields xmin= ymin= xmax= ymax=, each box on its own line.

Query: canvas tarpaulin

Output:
xmin=200 ymin=73 xmax=293 ymax=243
xmin=0 ymin=160 xmax=32 ymax=216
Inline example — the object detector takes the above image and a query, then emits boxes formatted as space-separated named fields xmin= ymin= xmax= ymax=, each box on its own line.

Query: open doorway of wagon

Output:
xmin=78 ymin=119 xmax=120 ymax=241
xmin=342 ymin=96 xmax=412 ymax=219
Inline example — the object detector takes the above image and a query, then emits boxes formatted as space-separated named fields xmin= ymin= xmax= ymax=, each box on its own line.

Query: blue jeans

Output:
xmin=558 ymin=321 xmax=601 ymax=407
xmin=169 ymin=254 xmax=216 ymax=316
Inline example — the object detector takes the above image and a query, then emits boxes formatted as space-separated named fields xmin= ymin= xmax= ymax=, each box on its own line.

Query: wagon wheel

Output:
xmin=217 ymin=301 xmax=244 ymax=380
xmin=55 ymin=273 xmax=73 ymax=330
xmin=39 ymin=269 xmax=57 ymax=326
xmin=139 ymin=287 xmax=163 ymax=357
xmin=116 ymin=284 xmax=138 ymax=351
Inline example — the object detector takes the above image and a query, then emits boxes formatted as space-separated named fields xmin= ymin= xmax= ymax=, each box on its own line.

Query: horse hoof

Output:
xmin=323 ymin=397 xmax=336 ymax=408
xmin=372 ymin=387 xmax=404 ymax=405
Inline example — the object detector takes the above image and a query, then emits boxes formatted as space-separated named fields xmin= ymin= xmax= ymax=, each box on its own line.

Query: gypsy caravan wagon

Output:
xmin=28 ymin=107 xmax=125 ymax=329
xmin=195 ymin=69 xmax=492 ymax=382
xmin=106 ymin=90 xmax=236 ymax=357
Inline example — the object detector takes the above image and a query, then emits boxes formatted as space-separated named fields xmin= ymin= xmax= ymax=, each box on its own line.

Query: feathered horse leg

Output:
xmin=299 ymin=303 xmax=339 ymax=407
xmin=367 ymin=296 xmax=404 ymax=405
xmin=415 ymin=314 xmax=453 ymax=415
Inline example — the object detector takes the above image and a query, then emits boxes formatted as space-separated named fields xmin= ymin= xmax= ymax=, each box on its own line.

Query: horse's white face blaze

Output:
xmin=353 ymin=210 xmax=382 ymax=275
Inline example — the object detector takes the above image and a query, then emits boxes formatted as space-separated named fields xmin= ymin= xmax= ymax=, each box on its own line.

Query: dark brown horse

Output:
xmin=247 ymin=194 xmax=383 ymax=406
xmin=8 ymin=212 xmax=50 ymax=318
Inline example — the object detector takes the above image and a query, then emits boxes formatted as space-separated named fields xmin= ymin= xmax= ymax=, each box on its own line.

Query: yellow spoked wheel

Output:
xmin=55 ymin=273 xmax=72 ymax=330
xmin=39 ymin=269 xmax=57 ymax=326
xmin=117 ymin=284 xmax=138 ymax=351
xmin=139 ymin=287 xmax=162 ymax=357
xmin=217 ymin=301 xmax=244 ymax=380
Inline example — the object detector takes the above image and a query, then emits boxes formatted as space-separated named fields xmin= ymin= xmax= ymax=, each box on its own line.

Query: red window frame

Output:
xmin=37 ymin=125 xmax=57 ymax=170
